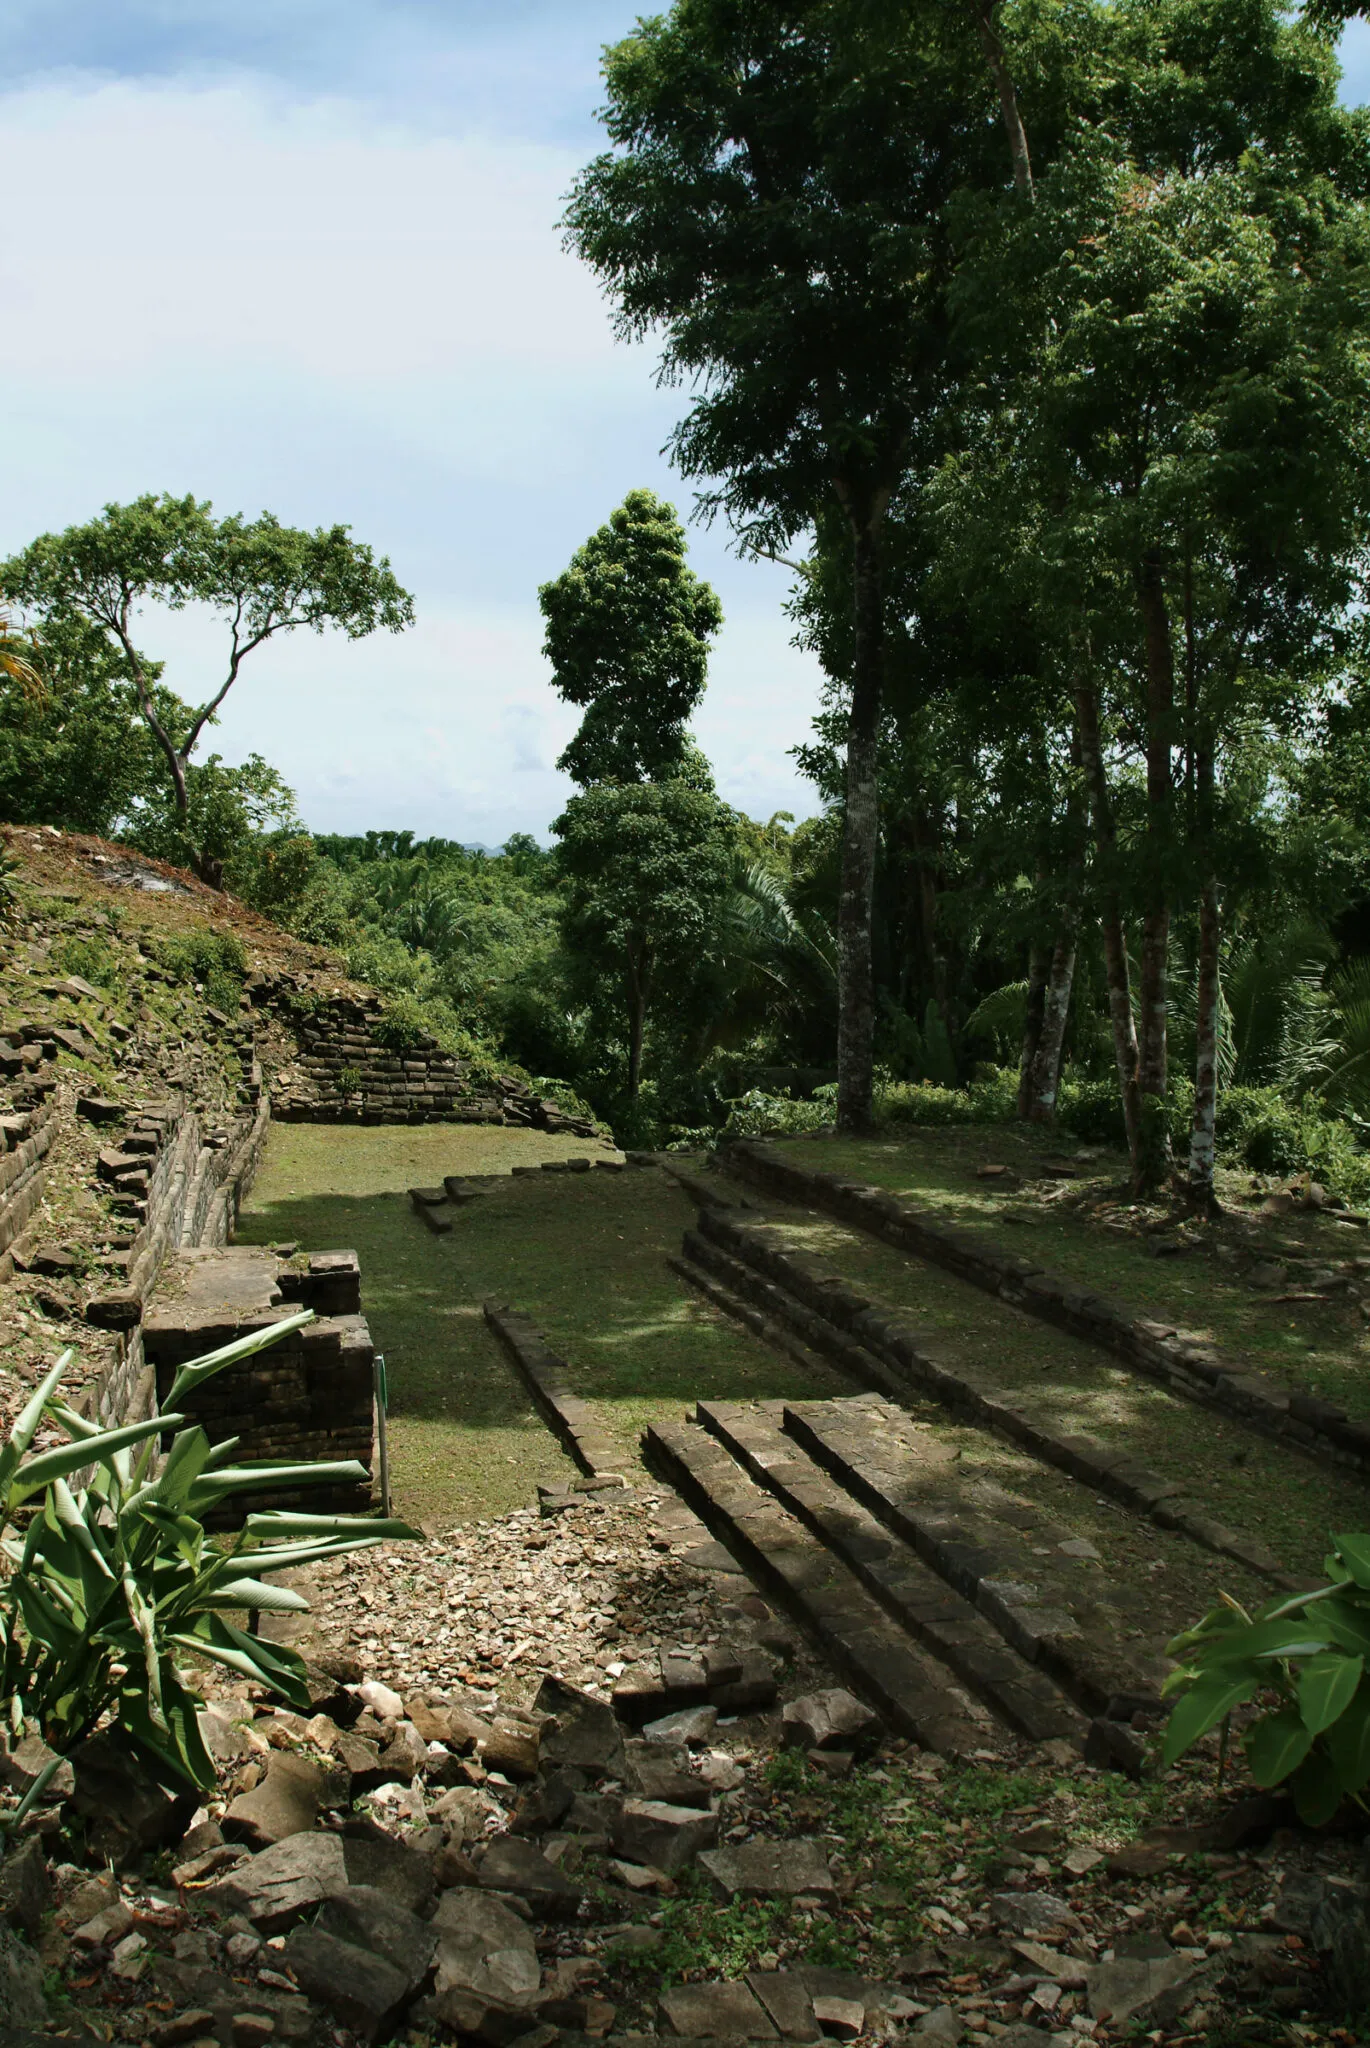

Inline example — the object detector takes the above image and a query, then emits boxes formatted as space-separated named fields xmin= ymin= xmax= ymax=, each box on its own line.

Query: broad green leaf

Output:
xmin=191 ymin=1460 xmax=370 ymax=1506
xmin=10 ymin=1415 xmax=185 ymax=1500
xmin=1290 ymin=1750 xmax=1344 ymax=1827
xmin=1318 ymin=1595 xmax=1370 ymax=1661
xmin=0 ymin=1350 xmax=73 ymax=1491
xmin=1162 ymin=1670 xmax=1260 ymax=1766
xmin=1332 ymin=1535 xmax=1370 ymax=1592
xmin=162 ymin=1311 xmax=314 ymax=1410
xmin=1298 ymin=1650 xmax=1363 ymax=1734
xmin=1246 ymin=1708 xmax=1314 ymax=1787
xmin=244 ymin=1511 xmax=422 ymax=1542
xmin=1199 ymin=1617 xmax=1334 ymax=1665
xmin=208 ymin=1579 xmax=311 ymax=1612
xmin=1325 ymin=1687 xmax=1370 ymax=1793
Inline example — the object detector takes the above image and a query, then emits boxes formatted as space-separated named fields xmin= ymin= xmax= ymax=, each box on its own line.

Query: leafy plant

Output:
xmin=1161 ymin=1536 xmax=1370 ymax=1824
xmin=0 ymin=1313 xmax=416 ymax=1820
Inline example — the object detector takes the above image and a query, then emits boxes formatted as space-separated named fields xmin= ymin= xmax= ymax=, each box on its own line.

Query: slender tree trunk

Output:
xmin=1025 ymin=925 xmax=1077 ymax=1122
xmin=967 ymin=0 xmax=1034 ymax=199
xmin=1074 ymin=679 xmax=1141 ymax=1163
xmin=1018 ymin=937 xmax=1048 ymax=1117
xmin=836 ymin=509 xmax=887 ymax=1132
xmin=1135 ymin=553 xmax=1176 ymax=1193
xmin=626 ymin=956 xmax=647 ymax=1101
xmin=1188 ymin=726 xmax=1220 ymax=1210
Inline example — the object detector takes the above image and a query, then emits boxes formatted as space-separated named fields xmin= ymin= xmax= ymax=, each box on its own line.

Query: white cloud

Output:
xmin=0 ymin=72 xmax=826 ymax=839
xmin=0 ymin=81 xmax=613 ymax=377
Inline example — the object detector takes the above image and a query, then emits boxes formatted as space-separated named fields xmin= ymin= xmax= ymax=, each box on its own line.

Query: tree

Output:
xmin=0 ymin=615 xmax=171 ymax=835
xmin=540 ymin=490 xmax=723 ymax=784
xmin=1 ymin=494 xmax=413 ymax=885
xmin=554 ymin=779 xmax=735 ymax=1102
xmin=945 ymin=0 xmax=1370 ymax=1193
xmin=563 ymin=0 xmax=1049 ymax=1131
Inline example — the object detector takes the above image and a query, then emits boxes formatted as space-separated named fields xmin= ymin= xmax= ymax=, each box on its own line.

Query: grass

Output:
xmin=693 ymin=1146 xmax=1370 ymax=1582
xmin=235 ymin=1125 xmax=845 ymax=1530
xmin=784 ymin=1126 xmax=1370 ymax=1420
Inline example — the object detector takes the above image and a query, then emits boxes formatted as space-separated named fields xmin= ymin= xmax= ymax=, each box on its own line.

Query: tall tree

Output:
xmin=947 ymin=0 xmax=1370 ymax=1191
xmin=564 ymin=0 xmax=1043 ymax=1131
xmin=1 ymin=494 xmax=413 ymax=885
xmin=539 ymin=490 xmax=723 ymax=785
xmin=554 ymin=779 xmax=735 ymax=1102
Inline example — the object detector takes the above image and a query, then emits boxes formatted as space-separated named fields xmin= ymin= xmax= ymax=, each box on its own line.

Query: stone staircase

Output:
xmin=645 ymin=1390 xmax=1167 ymax=1772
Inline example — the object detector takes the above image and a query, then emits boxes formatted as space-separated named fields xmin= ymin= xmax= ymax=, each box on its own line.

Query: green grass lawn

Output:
xmin=236 ymin=1125 xmax=844 ymax=1531
xmin=774 ymin=1129 xmax=1370 ymax=1421
xmin=693 ymin=1145 xmax=1370 ymax=1578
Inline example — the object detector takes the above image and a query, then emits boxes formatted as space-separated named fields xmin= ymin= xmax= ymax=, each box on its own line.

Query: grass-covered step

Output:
xmin=723 ymin=1139 xmax=1370 ymax=1477
xmin=693 ymin=1202 xmax=1324 ymax=1586
xmin=643 ymin=1413 xmax=1011 ymax=1760
xmin=781 ymin=1394 xmax=1181 ymax=1718
xmin=694 ymin=1398 xmax=1085 ymax=1747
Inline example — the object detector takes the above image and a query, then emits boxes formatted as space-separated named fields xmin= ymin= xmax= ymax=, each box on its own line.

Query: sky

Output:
xmin=0 ymin=1 xmax=827 ymax=845
xmin=4 ymin=5 xmax=1370 ymax=847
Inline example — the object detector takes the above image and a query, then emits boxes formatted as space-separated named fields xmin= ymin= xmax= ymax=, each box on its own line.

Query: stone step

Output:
xmin=668 ymin=1253 xmax=846 ymax=1386
xmin=643 ymin=1416 xmax=1009 ymax=1760
xmin=695 ymin=1399 xmax=1085 ymax=1747
xmin=781 ymin=1395 xmax=1170 ymax=1718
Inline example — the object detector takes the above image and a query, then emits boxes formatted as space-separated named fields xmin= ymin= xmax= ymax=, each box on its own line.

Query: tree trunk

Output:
xmin=1074 ymin=680 xmax=1141 ymax=1163
xmin=1188 ymin=726 xmax=1220 ymax=1210
xmin=1017 ymin=939 xmax=1048 ymax=1117
xmin=836 ymin=512 xmax=886 ymax=1133
xmin=1024 ymin=924 xmax=1077 ymax=1122
xmin=967 ymin=0 xmax=1034 ymax=199
xmin=1135 ymin=553 xmax=1176 ymax=1193
xmin=626 ymin=956 xmax=647 ymax=1101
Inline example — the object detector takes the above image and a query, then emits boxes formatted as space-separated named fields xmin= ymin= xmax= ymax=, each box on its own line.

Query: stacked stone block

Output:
xmin=141 ymin=1247 xmax=374 ymax=1519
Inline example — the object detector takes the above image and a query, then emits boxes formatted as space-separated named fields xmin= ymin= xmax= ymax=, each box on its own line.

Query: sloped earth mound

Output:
xmin=0 ymin=1485 xmax=1363 ymax=2048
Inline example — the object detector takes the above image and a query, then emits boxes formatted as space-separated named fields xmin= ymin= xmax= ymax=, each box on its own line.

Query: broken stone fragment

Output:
xmin=202 ymin=1830 xmax=349 ymax=1935
xmin=611 ymin=1798 xmax=720 ymax=1876
xmin=283 ymin=1925 xmax=414 ymax=2044
xmin=642 ymin=1704 xmax=718 ymax=1748
xmin=430 ymin=1888 xmax=541 ymax=2030
xmin=747 ymin=1969 xmax=823 ymax=2042
xmin=533 ymin=1674 xmax=625 ymax=1777
xmin=660 ymin=1978 xmax=779 ymax=2038
xmin=989 ymin=1890 xmax=1083 ymax=1938
xmin=477 ymin=1837 xmax=584 ymax=1918
xmin=222 ymin=1752 xmax=328 ymax=1850
xmin=699 ymin=1839 xmax=837 ymax=1902
xmin=781 ymin=1689 xmax=880 ymax=1755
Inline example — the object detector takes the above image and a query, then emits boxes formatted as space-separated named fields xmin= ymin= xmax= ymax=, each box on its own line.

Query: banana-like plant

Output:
xmin=0 ymin=1312 xmax=418 ymax=1821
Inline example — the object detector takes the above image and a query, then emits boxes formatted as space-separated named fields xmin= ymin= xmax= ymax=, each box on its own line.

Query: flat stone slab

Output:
xmin=698 ymin=1838 xmax=837 ymax=1901
xmin=662 ymin=1981 xmax=779 ymax=2038
xmin=612 ymin=1799 xmax=720 ymax=1876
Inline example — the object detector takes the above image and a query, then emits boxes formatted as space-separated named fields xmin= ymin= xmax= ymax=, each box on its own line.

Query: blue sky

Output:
xmin=4 ymin=6 xmax=1369 ymax=843
xmin=1 ymin=0 xmax=822 ymax=843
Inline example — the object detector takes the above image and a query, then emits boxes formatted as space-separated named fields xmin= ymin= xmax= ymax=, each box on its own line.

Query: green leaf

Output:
xmin=1162 ymin=1669 xmax=1261 ymax=1766
xmin=1325 ymin=1688 xmax=1370 ymax=1793
xmin=9 ymin=1415 xmax=185 ymax=1501
xmin=209 ymin=1579 xmax=311 ymax=1613
xmin=1298 ymin=1650 xmax=1363 ymax=1734
xmin=1318 ymin=1594 xmax=1370 ymax=1661
xmin=1246 ymin=1708 xmax=1314 ymax=1787
xmin=162 ymin=1312 xmax=314 ymax=1410
xmin=0 ymin=1350 xmax=73 ymax=1493
xmin=190 ymin=1460 xmax=369 ymax=1507
xmin=1332 ymin=1535 xmax=1370 ymax=1592
xmin=243 ymin=1511 xmax=423 ymax=1542
xmin=1290 ymin=1749 xmax=1344 ymax=1827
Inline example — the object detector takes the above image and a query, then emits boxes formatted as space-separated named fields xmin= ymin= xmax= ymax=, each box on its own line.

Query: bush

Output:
xmin=56 ymin=932 xmax=124 ymax=992
xmin=876 ymin=1066 xmax=1019 ymax=1128
xmin=0 ymin=1320 xmax=415 ymax=1812
xmin=722 ymin=1086 xmax=836 ymax=1139
xmin=154 ymin=929 xmax=247 ymax=1014
xmin=1162 ymin=1535 xmax=1370 ymax=1826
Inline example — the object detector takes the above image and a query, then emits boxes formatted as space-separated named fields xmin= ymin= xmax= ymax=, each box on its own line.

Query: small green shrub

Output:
xmin=722 ymin=1086 xmax=835 ymax=1139
xmin=154 ymin=930 xmax=247 ymax=1014
xmin=1162 ymin=1535 xmax=1370 ymax=1826
xmin=337 ymin=1065 xmax=362 ymax=1096
xmin=0 ymin=1319 xmax=415 ymax=1813
xmin=1056 ymin=1075 xmax=1128 ymax=1145
xmin=876 ymin=1066 xmax=1018 ymax=1127
xmin=55 ymin=933 xmax=123 ymax=991
xmin=373 ymin=990 xmax=433 ymax=1050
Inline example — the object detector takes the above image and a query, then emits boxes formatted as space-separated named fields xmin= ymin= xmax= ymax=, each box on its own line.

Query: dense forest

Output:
xmin=7 ymin=0 xmax=1370 ymax=1202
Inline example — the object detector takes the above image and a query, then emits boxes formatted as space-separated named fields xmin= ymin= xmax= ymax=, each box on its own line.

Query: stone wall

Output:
xmin=248 ymin=979 xmax=594 ymax=1135
xmin=0 ymin=1085 xmax=60 ymax=1281
xmin=142 ymin=1247 xmax=374 ymax=1517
